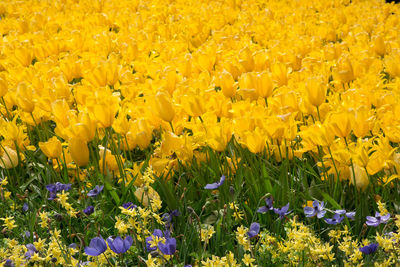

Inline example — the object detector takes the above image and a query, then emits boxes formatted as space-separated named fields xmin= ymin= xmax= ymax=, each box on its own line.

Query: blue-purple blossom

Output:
xmin=25 ymin=244 xmax=37 ymax=259
xmin=366 ymin=212 xmax=390 ymax=227
xmin=4 ymin=259 xmax=14 ymax=267
xmin=146 ymin=229 xmax=164 ymax=251
xmin=158 ymin=238 xmax=176 ymax=255
xmin=304 ymin=201 xmax=326 ymax=218
xmin=106 ymin=236 xmax=133 ymax=254
xmin=22 ymin=203 xmax=29 ymax=212
xmin=257 ymin=197 xmax=274 ymax=213
xmin=335 ymin=210 xmax=356 ymax=220
xmin=46 ymin=182 xmax=72 ymax=200
xmin=87 ymin=185 xmax=104 ymax=197
xmin=162 ymin=209 xmax=181 ymax=223
xmin=325 ymin=213 xmax=344 ymax=225
xmin=122 ymin=202 xmax=137 ymax=210
xmin=204 ymin=175 xmax=225 ymax=190
xmin=359 ymin=243 xmax=379 ymax=254
xmin=83 ymin=206 xmax=94 ymax=215
xmin=274 ymin=203 xmax=291 ymax=219
xmin=84 ymin=237 xmax=107 ymax=256
xmin=247 ymin=222 xmax=260 ymax=238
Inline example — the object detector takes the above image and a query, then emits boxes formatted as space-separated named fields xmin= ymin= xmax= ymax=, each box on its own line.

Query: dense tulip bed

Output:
xmin=1 ymin=0 xmax=400 ymax=266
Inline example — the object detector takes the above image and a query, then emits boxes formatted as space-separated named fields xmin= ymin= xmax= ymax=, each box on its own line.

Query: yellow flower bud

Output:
xmin=218 ymin=70 xmax=236 ymax=98
xmin=69 ymin=137 xmax=89 ymax=167
xmin=155 ymin=91 xmax=175 ymax=122
xmin=305 ymin=77 xmax=326 ymax=107
xmin=0 ymin=146 xmax=19 ymax=169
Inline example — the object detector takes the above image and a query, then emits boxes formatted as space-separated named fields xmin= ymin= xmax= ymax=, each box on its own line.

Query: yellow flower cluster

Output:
xmin=0 ymin=0 xmax=398 ymax=192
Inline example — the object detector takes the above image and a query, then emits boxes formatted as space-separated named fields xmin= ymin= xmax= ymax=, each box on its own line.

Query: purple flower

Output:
xmin=162 ymin=209 xmax=181 ymax=223
xmin=83 ymin=206 xmax=94 ymax=215
xmin=84 ymin=237 xmax=107 ymax=256
xmin=204 ymin=175 xmax=225 ymax=190
xmin=274 ymin=203 xmax=291 ymax=219
xmin=25 ymin=244 xmax=37 ymax=259
xmin=247 ymin=222 xmax=260 ymax=238
xmin=4 ymin=259 xmax=14 ymax=267
xmin=336 ymin=210 xmax=355 ymax=220
xmin=304 ymin=201 xmax=326 ymax=218
xmin=257 ymin=197 xmax=274 ymax=213
xmin=106 ymin=236 xmax=133 ymax=254
xmin=122 ymin=202 xmax=136 ymax=210
xmin=325 ymin=213 xmax=344 ymax=225
xmin=359 ymin=243 xmax=379 ymax=254
xmin=146 ymin=229 xmax=164 ymax=251
xmin=158 ymin=238 xmax=176 ymax=255
xmin=22 ymin=203 xmax=29 ymax=212
xmin=87 ymin=185 xmax=104 ymax=197
xmin=46 ymin=182 xmax=71 ymax=200
xmin=366 ymin=212 xmax=390 ymax=227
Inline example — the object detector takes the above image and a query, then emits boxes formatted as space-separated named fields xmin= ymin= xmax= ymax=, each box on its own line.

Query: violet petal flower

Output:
xmin=84 ymin=237 xmax=107 ymax=256
xmin=274 ymin=203 xmax=291 ymax=219
xmin=366 ymin=212 xmax=390 ymax=227
xmin=106 ymin=236 xmax=133 ymax=254
xmin=204 ymin=175 xmax=225 ymax=190
xmin=83 ymin=206 xmax=94 ymax=215
xmin=158 ymin=238 xmax=176 ymax=255
xmin=122 ymin=202 xmax=136 ymax=210
xmin=346 ymin=211 xmax=356 ymax=220
xmin=22 ymin=203 xmax=29 ymax=212
xmin=257 ymin=197 xmax=274 ymax=213
xmin=87 ymin=185 xmax=104 ymax=197
xmin=247 ymin=222 xmax=260 ymax=238
xmin=146 ymin=229 xmax=164 ymax=251
xmin=359 ymin=243 xmax=379 ymax=254
xmin=325 ymin=213 xmax=344 ymax=225
xmin=304 ymin=201 xmax=326 ymax=218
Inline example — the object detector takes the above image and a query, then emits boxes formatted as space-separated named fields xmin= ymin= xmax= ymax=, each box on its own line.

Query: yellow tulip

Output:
xmin=349 ymin=164 xmax=369 ymax=191
xmin=0 ymin=74 xmax=8 ymax=98
xmin=328 ymin=111 xmax=353 ymax=139
xmin=134 ymin=186 xmax=160 ymax=207
xmin=305 ymin=77 xmax=326 ymax=107
xmin=255 ymin=72 xmax=274 ymax=99
xmin=69 ymin=137 xmax=89 ymax=167
xmin=16 ymin=82 xmax=35 ymax=113
xmin=0 ymin=146 xmax=19 ymax=169
xmin=154 ymin=91 xmax=175 ymax=122
xmin=39 ymin=136 xmax=62 ymax=159
xmin=217 ymin=70 xmax=236 ymax=98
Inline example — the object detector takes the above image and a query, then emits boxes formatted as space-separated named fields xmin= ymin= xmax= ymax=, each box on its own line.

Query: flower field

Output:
xmin=1 ymin=0 xmax=400 ymax=265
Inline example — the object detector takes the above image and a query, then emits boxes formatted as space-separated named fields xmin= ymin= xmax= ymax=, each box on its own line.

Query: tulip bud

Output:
xmin=0 ymin=74 xmax=8 ymax=98
xmin=155 ymin=91 xmax=175 ymax=122
xmin=16 ymin=82 xmax=35 ymax=113
xmin=218 ymin=70 xmax=236 ymax=98
xmin=305 ymin=77 xmax=326 ymax=107
xmin=0 ymin=146 xmax=19 ymax=169
xmin=39 ymin=136 xmax=62 ymax=159
xmin=255 ymin=72 xmax=273 ymax=98
xmin=69 ymin=137 xmax=89 ymax=167
xmin=350 ymin=164 xmax=369 ymax=191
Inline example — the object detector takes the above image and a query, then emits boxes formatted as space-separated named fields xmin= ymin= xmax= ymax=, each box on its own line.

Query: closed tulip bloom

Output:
xmin=16 ymin=82 xmax=35 ymax=113
xmin=0 ymin=146 xmax=19 ymax=169
xmin=255 ymin=71 xmax=273 ymax=98
xmin=155 ymin=91 xmax=175 ymax=122
xmin=218 ymin=70 xmax=236 ymax=98
xmin=39 ymin=136 xmax=62 ymax=159
xmin=69 ymin=137 xmax=89 ymax=167
xmin=0 ymin=74 xmax=8 ymax=98
xmin=305 ymin=77 xmax=326 ymax=107
xmin=350 ymin=164 xmax=369 ymax=191
xmin=328 ymin=111 xmax=353 ymax=138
